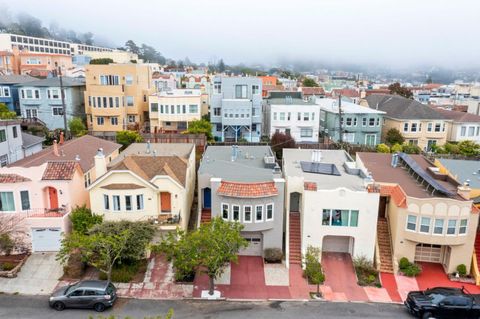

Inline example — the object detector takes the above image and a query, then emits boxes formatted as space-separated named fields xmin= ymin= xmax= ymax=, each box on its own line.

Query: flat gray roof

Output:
xmin=109 ymin=143 xmax=194 ymax=167
xmin=199 ymin=145 xmax=277 ymax=182
xmin=438 ymin=158 xmax=480 ymax=189
xmin=283 ymin=149 xmax=366 ymax=191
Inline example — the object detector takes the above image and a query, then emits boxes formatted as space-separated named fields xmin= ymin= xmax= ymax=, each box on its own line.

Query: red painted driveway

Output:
xmin=380 ymin=272 xmax=402 ymax=302
xmin=322 ymin=252 xmax=369 ymax=301
xmin=193 ymin=256 xmax=311 ymax=299
xmin=416 ymin=262 xmax=480 ymax=293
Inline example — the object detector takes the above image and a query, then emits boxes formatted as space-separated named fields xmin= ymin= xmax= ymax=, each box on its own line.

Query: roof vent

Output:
xmin=264 ymin=155 xmax=276 ymax=169
xmin=75 ymin=154 xmax=81 ymax=161
xmin=231 ymin=145 xmax=238 ymax=162
xmin=311 ymin=150 xmax=322 ymax=162
xmin=146 ymin=140 xmax=151 ymax=154
xmin=391 ymin=153 xmax=399 ymax=168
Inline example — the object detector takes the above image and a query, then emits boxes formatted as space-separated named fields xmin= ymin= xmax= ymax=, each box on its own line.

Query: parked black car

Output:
xmin=405 ymin=286 xmax=480 ymax=319
xmin=49 ymin=280 xmax=117 ymax=312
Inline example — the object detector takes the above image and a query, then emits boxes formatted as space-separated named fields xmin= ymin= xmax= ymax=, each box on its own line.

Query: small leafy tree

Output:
xmin=271 ymin=132 xmax=296 ymax=159
xmin=116 ymin=130 xmax=144 ymax=150
xmin=391 ymin=143 xmax=403 ymax=153
xmin=303 ymin=246 xmax=325 ymax=297
xmin=385 ymin=128 xmax=405 ymax=146
xmin=402 ymin=143 xmax=421 ymax=154
xmin=444 ymin=142 xmax=460 ymax=154
xmin=156 ymin=217 xmax=248 ymax=295
xmin=457 ymin=264 xmax=467 ymax=277
xmin=68 ymin=117 xmax=87 ymax=137
xmin=0 ymin=103 xmax=17 ymax=119
xmin=388 ymin=82 xmax=413 ymax=99
xmin=457 ymin=140 xmax=480 ymax=156
xmin=185 ymin=119 xmax=213 ymax=141
xmin=90 ymin=58 xmax=114 ymax=65
xmin=376 ymin=143 xmax=390 ymax=153
xmin=69 ymin=206 xmax=103 ymax=235
xmin=302 ymin=78 xmax=319 ymax=87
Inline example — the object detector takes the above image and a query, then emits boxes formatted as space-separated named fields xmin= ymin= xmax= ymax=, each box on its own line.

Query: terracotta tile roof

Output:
xmin=332 ymin=88 xmax=360 ymax=98
xmin=472 ymin=205 xmax=480 ymax=214
xmin=100 ymin=183 xmax=146 ymax=190
xmin=41 ymin=161 xmax=78 ymax=180
xmin=301 ymin=87 xmax=325 ymax=95
xmin=365 ymin=89 xmax=390 ymax=96
xmin=379 ymin=184 xmax=407 ymax=208
xmin=0 ymin=174 xmax=31 ymax=183
xmin=10 ymin=135 xmax=121 ymax=173
xmin=217 ymin=181 xmax=278 ymax=198
xmin=304 ymin=182 xmax=317 ymax=191
xmin=110 ymin=155 xmax=188 ymax=187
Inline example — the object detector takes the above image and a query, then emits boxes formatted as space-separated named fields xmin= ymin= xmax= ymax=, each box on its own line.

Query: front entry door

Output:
xmin=203 ymin=188 xmax=211 ymax=209
xmin=160 ymin=192 xmax=171 ymax=212
xmin=48 ymin=187 xmax=58 ymax=209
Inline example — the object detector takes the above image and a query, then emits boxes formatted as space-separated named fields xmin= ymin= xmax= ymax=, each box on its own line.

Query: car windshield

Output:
xmin=106 ymin=283 xmax=115 ymax=295
xmin=428 ymin=293 xmax=447 ymax=305
xmin=65 ymin=282 xmax=81 ymax=295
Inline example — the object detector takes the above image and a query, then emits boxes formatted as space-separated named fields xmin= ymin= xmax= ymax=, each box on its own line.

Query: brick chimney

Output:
xmin=94 ymin=148 xmax=107 ymax=180
xmin=53 ymin=140 xmax=59 ymax=156
xmin=59 ymin=132 xmax=64 ymax=145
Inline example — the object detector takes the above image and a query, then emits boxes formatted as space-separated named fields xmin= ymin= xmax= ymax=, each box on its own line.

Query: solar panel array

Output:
xmin=397 ymin=153 xmax=455 ymax=197
xmin=300 ymin=161 xmax=341 ymax=176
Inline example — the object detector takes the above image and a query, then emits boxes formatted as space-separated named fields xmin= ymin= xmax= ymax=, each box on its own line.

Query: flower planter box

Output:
xmin=448 ymin=274 xmax=476 ymax=284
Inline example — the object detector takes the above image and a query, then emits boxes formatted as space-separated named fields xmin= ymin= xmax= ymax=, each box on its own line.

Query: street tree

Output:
xmin=157 ymin=217 xmax=248 ymax=295
xmin=217 ymin=59 xmax=226 ymax=73
xmin=302 ymin=78 xmax=319 ymax=87
xmin=388 ymin=82 xmax=413 ymax=99
xmin=68 ymin=117 xmax=87 ymax=137
xmin=385 ymin=128 xmax=405 ymax=146
xmin=270 ymin=132 xmax=296 ymax=159
xmin=116 ymin=130 xmax=144 ymax=150
xmin=185 ymin=119 xmax=213 ymax=141
xmin=124 ymin=40 xmax=140 ymax=54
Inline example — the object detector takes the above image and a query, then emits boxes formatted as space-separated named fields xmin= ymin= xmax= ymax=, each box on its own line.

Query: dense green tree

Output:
xmin=271 ymin=132 xmax=296 ymax=159
xmin=302 ymin=78 xmax=319 ymax=87
xmin=68 ymin=117 xmax=87 ymax=137
xmin=385 ymin=128 xmax=405 ymax=146
xmin=402 ymin=143 xmax=421 ymax=154
xmin=185 ymin=119 xmax=213 ymax=141
xmin=388 ymin=82 xmax=413 ymax=99
xmin=69 ymin=206 xmax=103 ymax=235
xmin=90 ymin=58 xmax=114 ymax=65
xmin=156 ymin=217 xmax=247 ymax=295
xmin=124 ymin=40 xmax=140 ymax=54
xmin=457 ymin=140 xmax=480 ymax=156
xmin=116 ymin=131 xmax=144 ymax=150
xmin=376 ymin=143 xmax=390 ymax=153
xmin=0 ymin=103 xmax=17 ymax=119
xmin=217 ymin=59 xmax=226 ymax=73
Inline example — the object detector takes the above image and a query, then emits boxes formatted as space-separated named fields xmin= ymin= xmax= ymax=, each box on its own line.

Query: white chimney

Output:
xmin=94 ymin=148 xmax=107 ymax=180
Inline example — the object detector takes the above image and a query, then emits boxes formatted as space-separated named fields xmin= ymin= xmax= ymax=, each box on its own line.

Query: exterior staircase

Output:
xmin=289 ymin=212 xmax=302 ymax=265
xmin=474 ymin=231 xmax=480 ymax=270
xmin=377 ymin=218 xmax=394 ymax=273
xmin=200 ymin=209 xmax=211 ymax=224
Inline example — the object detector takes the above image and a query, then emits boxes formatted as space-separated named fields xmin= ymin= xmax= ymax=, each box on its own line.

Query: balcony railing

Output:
xmin=146 ymin=212 xmax=181 ymax=226
xmin=26 ymin=205 xmax=70 ymax=218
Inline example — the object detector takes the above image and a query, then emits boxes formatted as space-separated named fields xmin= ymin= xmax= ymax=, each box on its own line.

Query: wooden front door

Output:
xmin=160 ymin=192 xmax=171 ymax=212
xmin=48 ymin=187 xmax=59 ymax=209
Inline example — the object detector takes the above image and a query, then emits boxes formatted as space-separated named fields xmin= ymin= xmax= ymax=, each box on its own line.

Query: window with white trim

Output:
xmin=103 ymin=194 xmax=109 ymax=210
xmin=433 ymin=219 xmax=444 ymax=234
xmin=420 ymin=217 xmax=430 ymax=233
xmin=459 ymin=219 xmax=467 ymax=234
xmin=113 ymin=195 xmax=120 ymax=211
xmin=266 ymin=203 xmax=274 ymax=221
xmin=244 ymin=205 xmax=252 ymax=223
xmin=232 ymin=205 xmax=240 ymax=221
xmin=222 ymin=203 xmax=229 ymax=220
xmin=52 ymin=107 xmax=63 ymax=116
xmin=255 ymin=205 xmax=263 ymax=222
xmin=125 ymin=195 xmax=132 ymax=211
xmin=403 ymin=122 xmax=409 ymax=132
xmin=407 ymin=215 xmax=416 ymax=231
xmin=0 ymin=192 xmax=15 ymax=211
xmin=125 ymin=75 xmax=133 ymax=85
xmin=447 ymin=219 xmax=456 ymax=235
xmin=136 ymin=195 xmax=144 ymax=210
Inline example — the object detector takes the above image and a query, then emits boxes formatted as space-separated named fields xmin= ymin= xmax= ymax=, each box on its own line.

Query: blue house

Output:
xmin=0 ymin=75 xmax=37 ymax=114
xmin=16 ymin=77 xmax=86 ymax=130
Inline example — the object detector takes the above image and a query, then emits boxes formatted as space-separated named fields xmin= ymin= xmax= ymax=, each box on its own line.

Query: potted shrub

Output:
xmin=399 ymin=257 xmax=422 ymax=277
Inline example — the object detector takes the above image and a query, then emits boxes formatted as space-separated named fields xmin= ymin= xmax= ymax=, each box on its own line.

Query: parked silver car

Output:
xmin=49 ymin=280 xmax=117 ymax=312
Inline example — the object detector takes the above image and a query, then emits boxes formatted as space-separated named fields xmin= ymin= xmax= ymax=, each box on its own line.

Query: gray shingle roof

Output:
xmin=21 ymin=132 xmax=45 ymax=148
xmin=365 ymin=94 xmax=445 ymax=120
xmin=0 ymin=75 xmax=37 ymax=84
xmin=14 ymin=77 xmax=86 ymax=88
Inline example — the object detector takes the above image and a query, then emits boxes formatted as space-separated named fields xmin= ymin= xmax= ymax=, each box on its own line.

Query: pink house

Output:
xmin=0 ymin=135 xmax=120 ymax=252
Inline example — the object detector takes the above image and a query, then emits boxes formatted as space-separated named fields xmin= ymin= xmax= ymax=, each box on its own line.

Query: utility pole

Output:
xmin=338 ymin=94 xmax=343 ymax=143
xmin=58 ymin=66 xmax=69 ymax=139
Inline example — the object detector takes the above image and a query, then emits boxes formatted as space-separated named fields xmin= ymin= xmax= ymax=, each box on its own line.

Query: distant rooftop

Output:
xmin=0 ymin=74 xmax=37 ymax=85
xmin=199 ymin=145 xmax=278 ymax=182
xmin=14 ymin=77 xmax=86 ymax=87
xmin=151 ymin=89 xmax=201 ymax=97
xmin=433 ymin=107 xmax=480 ymax=123
xmin=316 ymin=98 xmax=385 ymax=114
xmin=365 ymin=94 xmax=445 ymax=120
xmin=437 ymin=158 xmax=480 ymax=189
xmin=109 ymin=143 xmax=194 ymax=167
xmin=358 ymin=152 xmax=462 ymax=200
xmin=21 ymin=132 xmax=45 ymax=148
xmin=283 ymin=149 xmax=367 ymax=191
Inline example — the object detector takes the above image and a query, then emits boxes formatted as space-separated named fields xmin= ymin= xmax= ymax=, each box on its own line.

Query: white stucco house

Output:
xmin=283 ymin=149 xmax=380 ymax=267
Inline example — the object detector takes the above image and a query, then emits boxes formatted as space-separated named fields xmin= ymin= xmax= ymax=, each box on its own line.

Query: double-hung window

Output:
xmin=125 ymin=196 xmax=132 ymax=211
xmin=189 ymin=104 xmax=198 ymax=113
xmin=136 ymin=195 xmax=144 ymax=210
xmin=20 ymin=190 xmax=30 ymax=210
xmin=420 ymin=217 xmax=430 ymax=233
xmin=252 ymin=85 xmax=259 ymax=95
xmin=403 ymin=123 xmax=409 ymax=132
xmin=235 ymin=85 xmax=248 ymax=99
xmin=266 ymin=204 xmax=274 ymax=221
xmin=126 ymin=96 xmax=134 ymax=106
xmin=407 ymin=215 xmax=416 ymax=231
xmin=232 ymin=205 xmax=240 ymax=221
xmin=244 ymin=206 xmax=252 ymax=223
xmin=0 ymin=192 xmax=15 ymax=211
xmin=459 ymin=219 xmax=468 ymax=234
xmin=222 ymin=203 xmax=229 ymax=220
xmin=362 ymin=117 xmax=367 ymax=126
xmin=113 ymin=195 xmax=120 ymax=211
xmin=125 ymin=75 xmax=133 ymax=85
xmin=447 ymin=220 xmax=456 ymax=235
xmin=151 ymin=103 xmax=158 ymax=112
xmin=103 ymin=195 xmax=109 ymax=210
xmin=255 ymin=205 xmax=263 ymax=222
xmin=433 ymin=219 xmax=444 ymax=234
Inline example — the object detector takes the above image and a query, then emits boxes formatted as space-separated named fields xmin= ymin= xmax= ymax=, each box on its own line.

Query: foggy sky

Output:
xmin=1 ymin=0 xmax=479 ymax=69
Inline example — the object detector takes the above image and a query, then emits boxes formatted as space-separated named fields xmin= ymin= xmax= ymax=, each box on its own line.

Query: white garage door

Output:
xmin=415 ymin=244 xmax=442 ymax=263
xmin=32 ymin=228 xmax=62 ymax=252
xmin=239 ymin=234 xmax=263 ymax=256
xmin=322 ymin=236 xmax=351 ymax=253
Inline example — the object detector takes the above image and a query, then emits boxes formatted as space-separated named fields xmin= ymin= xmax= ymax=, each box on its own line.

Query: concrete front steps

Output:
xmin=377 ymin=218 xmax=394 ymax=273
xmin=289 ymin=212 xmax=302 ymax=265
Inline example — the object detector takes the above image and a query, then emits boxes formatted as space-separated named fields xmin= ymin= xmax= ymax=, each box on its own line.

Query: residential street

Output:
xmin=0 ymin=295 xmax=412 ymax=319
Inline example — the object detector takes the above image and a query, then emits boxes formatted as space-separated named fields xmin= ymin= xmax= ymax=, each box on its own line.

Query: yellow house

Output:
xmin=84 ymin=64 xmax=155 ymax=138
xmin=87 ymin=143 xmax=196 ymax=231
xmin=357 ymin=152 xmax=478 ymax=274
xmin=363 ymin=94 xmax=451 ymax=151
xmin=148 ymin=89 xmax=202 ymax=133
xmin=434 ymin=158 xmax=480 ymax=202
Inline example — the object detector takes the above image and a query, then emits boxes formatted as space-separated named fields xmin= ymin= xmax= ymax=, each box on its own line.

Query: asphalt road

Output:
xmin=0 ymin=295 xmax=414 ymax=319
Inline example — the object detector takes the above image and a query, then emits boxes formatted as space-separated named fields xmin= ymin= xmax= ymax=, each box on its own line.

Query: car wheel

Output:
xmin=94 ymin=303 xmax=106 ymax=312
xmin=422 ymin=312 xmax=433 ymax=319
xmin=53 ymin=302 xmax=65 ymax=311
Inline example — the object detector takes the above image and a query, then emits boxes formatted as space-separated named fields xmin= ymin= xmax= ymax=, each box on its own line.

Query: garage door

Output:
xmin=31 ymin=228 xmax=62 ymax=252
xmin=415 ymin=244 xmax=442 ymax=263
xmin=239 ymin=234 xmax=263 ymax=256
xmin=322 ymin=236 xmax=351 ymax=253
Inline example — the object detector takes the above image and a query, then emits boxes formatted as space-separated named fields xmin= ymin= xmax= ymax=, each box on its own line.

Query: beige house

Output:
xmin=88 ymin=143 xmax=196 ymax=230
xmin=84 ymin=64 xmax=156 ymax=138
xmin=357 ymin=152 xmax=478 ymax=274
xmin=148 ymin=89 xmax=202 ymax=133
xmin=363 ymin=94 xmax=451 ymax=151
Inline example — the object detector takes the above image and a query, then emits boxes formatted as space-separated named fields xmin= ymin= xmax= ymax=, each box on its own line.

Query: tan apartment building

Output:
xmin=357 ymin=152 xmax=478 ymax=274
xmin=363 ymin=94 xmax=450 ymax=151
xmin=148 ymin=89 xmax=203 ymax=133
xmin=84 ymin=64 xmax=154 ymax=138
